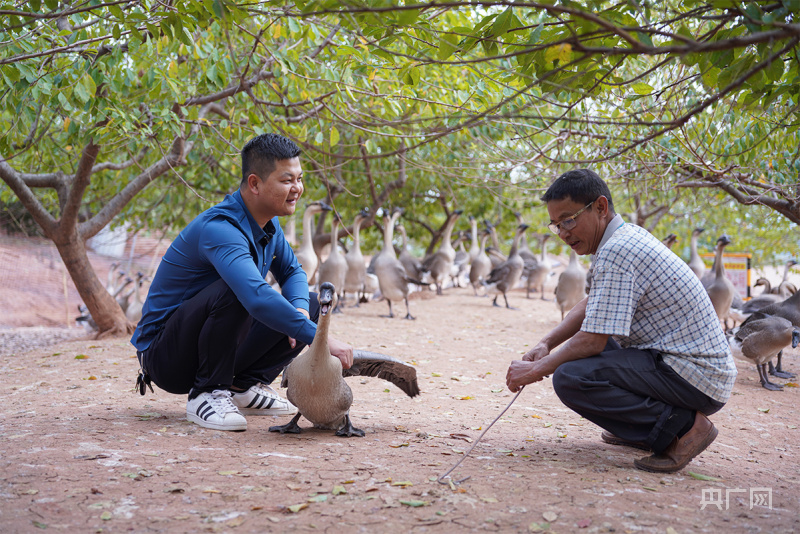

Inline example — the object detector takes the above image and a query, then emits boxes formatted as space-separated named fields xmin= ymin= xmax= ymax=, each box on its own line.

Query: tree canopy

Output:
xmin=1 ymin=0 xmax=798 ymax=333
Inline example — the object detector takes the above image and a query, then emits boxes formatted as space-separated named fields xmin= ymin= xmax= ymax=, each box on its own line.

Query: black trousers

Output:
xmin=552 ymin=339 xmax=725 ymax=454
xmin=138 ymin=278 xmax=319 ymax=399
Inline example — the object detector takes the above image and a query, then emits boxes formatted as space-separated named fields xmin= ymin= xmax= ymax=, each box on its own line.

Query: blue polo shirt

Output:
xmin=131 ymin=190 xmax=316 ymax=351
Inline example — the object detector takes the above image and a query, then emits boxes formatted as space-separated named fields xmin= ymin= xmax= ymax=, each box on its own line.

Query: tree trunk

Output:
xmin=54 ymin=230 xmax=133 ymax=338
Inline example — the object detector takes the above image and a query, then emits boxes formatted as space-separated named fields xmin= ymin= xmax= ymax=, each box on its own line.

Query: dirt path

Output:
xmin=1 ymin=286 xmax=798 ymax=533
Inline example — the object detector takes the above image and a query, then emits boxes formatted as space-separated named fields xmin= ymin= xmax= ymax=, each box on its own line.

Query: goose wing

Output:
xmin=343 ymin=350 xmax=420 ymax=398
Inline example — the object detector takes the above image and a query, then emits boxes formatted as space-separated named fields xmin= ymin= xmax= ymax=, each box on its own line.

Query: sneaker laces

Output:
xmin=208 ymin=390 xmax=241 ymax=415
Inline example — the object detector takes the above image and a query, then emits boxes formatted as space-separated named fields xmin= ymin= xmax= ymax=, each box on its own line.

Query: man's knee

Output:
xmin=552 ymin=362 xmax=582 ymax=405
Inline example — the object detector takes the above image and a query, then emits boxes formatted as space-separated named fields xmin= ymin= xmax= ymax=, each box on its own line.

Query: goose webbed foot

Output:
xmin=758 ymin=364 xmax=784 ymax=391
xmin=379 ymin=301 xmax=395 ymax=319
xmin=335 ymin=414 xmax=365 ymax=437
xmin=768 ymin=357 xmax=795 ymax=379
xmin=269 ymin=413 xmax=303 ymax=434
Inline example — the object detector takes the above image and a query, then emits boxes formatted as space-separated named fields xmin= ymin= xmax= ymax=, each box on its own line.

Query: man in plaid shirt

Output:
xmin=506 ymin=169 xmax=736 ymax=473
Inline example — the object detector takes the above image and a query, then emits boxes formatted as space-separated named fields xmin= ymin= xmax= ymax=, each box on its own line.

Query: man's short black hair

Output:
xmin=541 ymin=168 xmax=615 ymax=213
xmin=241 ymin=133 xmax=301 ymax=184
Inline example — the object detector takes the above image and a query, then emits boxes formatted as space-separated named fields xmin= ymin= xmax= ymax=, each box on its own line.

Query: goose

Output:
xmin=513 ymin=212 xmax=537 ymax=266
xmin=372 ymin=209 xmax=417 ymax=319
xmin=483 ymin=223 xmax=529 ymax=309
xmin=485 ymin=221 xmax=507 ymax=269
xmin=105 ymin=262 xmax=121 ymax=294
xmin=421 ymin=210 xmax=463 ymax=295
xmin=526 ymin=234 xmax=552 ymax=300
xmin=125 ymin=272 xmax=147 ymax=323
xmin=397 ymin=224 xmax=425 ymax=283
xmin=705 ymin=235 xmax=735 ymax=324
xmin=467 ymin=216 xmax=481 ymax=263
xmin=469 ymin=229 xmax=492 ymax=296
xmin=295 ymin=201 xmax=332 ymax=287
xmin=687 ymin=228 xmax=706 ymax=279
xmin=343 ymin=210 xmax=368 ymax=306
xmin=662 ymin=233 xmax=678 ymax=250
xmin=740 ymin=288 xmax=800 ymax=379
xmin=269 ymin=282 xmax=419 ymax=437
xmin=317 ymin=214 xmax=347 ymax=313
xmin=115 ymin=276 xmax=135 ymax=312
xmin=555 ymin=250 xmax=587 ymax=320
xmin=450 ymin=231 xmax=470 ymax=288
xmin=729 ymin=312 xmax=800 ymax=391
xmin=773 ymin=259 xmax=798 ymax=297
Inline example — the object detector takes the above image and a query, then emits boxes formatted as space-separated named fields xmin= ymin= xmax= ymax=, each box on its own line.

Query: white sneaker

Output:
xmin=186 ymin=390 xmax=247 ymax=431
xmin=231 ymin=383 xmax=297 ymax=416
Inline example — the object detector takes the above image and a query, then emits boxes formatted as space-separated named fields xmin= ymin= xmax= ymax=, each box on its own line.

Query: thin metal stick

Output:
xmin=437 ymin=386 xmax=524 ymax=486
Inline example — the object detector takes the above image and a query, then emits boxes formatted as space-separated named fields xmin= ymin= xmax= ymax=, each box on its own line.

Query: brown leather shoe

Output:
xmin=600 ymin=430 xmax=651 ymax=451
xmin=634 ymin=413 xmax=718 ymax=473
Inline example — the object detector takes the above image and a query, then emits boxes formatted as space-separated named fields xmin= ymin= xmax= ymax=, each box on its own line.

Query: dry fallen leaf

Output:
xmin=757 ymin=407 xmax=770 ymax=413
xmin=332 ymin=486 xmax=347 ymax=495
xmin=391 ymin=481 xmax=413 ymax=487
xmin=287 ymin=503 xmax=308 ymax=513
xmin=542 ymin=511 xmax=558 ymax=522
xmin=576 ymin=518 xmax=592 ymax=528
xmin=389 ymin=442 xmax=409 ymax=448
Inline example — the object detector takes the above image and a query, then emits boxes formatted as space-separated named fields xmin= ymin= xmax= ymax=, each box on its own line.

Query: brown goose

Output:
xmin=296 ymin=201 xmax=332 ymax=286
xmin=705 ymin=235 xmax=735 ymax=323
xmin=555 ymin=250 xmax=586 ymax=320
xmin=269 ymin=282 xmax=420 ymax=437
xmin=343 ymin=210 xmax=368 ymax=306
xmin=687 ymin=227 xmax=706 ymax=279
xmin=484 ymin=223 xmax=529 ymax=309
xmin=740 ymin=288 xmax=800 ymax=379
xmin=730 ymin=312 xmax=800 ymax=391
xmin=469 ymin=229 xmax=492 ymax=296
xmin=662 ymin=233 xmax=678 ymax=250
xmin=421 ymin=210 xmax=463 ymax=295
xmin=397 ymin=224 xmax=424 ymax=283
xmin=525 ymin=234 xmax=552 ymax=300
xmin=372 ymin=209 xmax=417 ymax=319
xmin=317 ymin=214 xmax=347 ymax=312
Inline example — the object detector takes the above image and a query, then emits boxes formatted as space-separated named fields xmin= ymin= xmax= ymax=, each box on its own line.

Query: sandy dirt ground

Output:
xmin=1 ymin=279 xmax=799 ymax=534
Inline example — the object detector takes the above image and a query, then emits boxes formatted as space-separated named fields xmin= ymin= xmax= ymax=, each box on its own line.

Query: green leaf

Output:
xmin=688 ymin=471 xmax=721 ymax=481
xmin=399 ymin=500 xmax=428 ymax=507
xmin=329 ymin=126 xmax=339 ymax=146
xmin=397 ymin=9 xmax=419 ymax=26
xmin=315 ymin=131 xmax=324 ymax=144
xmin=437 ymin=34 xmax=459 ymax=61
xmin=402 ymin=66 xmax=420 ymax=86
xmin=491 ymin=7 xmax=514 ymax=38
xmin=631 ymin=82 xmax=654 ymax=95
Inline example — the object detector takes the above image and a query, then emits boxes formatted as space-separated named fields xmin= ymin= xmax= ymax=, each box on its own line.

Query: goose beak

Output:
xmin=793 ymin=330 xmax=800 ymax=349
xmin=318 ymin=282 xmax=336 ymax=315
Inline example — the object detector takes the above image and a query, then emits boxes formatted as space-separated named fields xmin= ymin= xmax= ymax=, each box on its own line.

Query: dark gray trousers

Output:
xmin=552 ymin=339 xmax=725 ymax=453
xmin=138 ymin=278 xmax=319 ymax=399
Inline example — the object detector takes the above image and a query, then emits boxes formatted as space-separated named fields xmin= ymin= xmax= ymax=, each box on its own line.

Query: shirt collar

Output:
xmin=597 ymin=213 xmax=625 ymax=252
xmin=232 ymin=190 xmax=275 ymax=246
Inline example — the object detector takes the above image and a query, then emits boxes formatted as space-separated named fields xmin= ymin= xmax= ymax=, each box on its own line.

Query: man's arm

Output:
xmin=522 ymin=296 xmax=588 ymax=361
xmin=507 ymin=296 xmax=609 ymax=392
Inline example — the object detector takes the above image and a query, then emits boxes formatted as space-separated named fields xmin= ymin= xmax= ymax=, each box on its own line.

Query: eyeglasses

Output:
xmin=548 ymin=200 xmax=595 ymax=234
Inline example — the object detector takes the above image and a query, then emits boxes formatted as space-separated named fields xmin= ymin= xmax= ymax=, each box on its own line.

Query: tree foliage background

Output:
xmin=1 ymin=0 xmax=798 ymax=333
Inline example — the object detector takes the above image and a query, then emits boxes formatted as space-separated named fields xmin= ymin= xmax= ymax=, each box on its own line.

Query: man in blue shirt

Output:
xmin=131 ymin=134 xmax=353 ymax=431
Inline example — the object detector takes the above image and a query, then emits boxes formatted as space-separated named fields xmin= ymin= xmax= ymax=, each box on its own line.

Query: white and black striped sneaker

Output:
xmin=186 ymin=390 xmax=247 ymax=431
xmin=231 ymin=383 xmax=297 ymax=416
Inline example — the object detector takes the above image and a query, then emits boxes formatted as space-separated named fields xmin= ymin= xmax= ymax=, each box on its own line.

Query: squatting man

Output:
xmin=131 ymin=133 xmax=353 ymax=432
xmin=506 ymin=169 xmax=736 ymax=473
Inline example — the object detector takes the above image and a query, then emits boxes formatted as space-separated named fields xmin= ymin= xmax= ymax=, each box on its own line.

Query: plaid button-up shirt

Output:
xmin=582 ymin=217 xmax=737 ymax=403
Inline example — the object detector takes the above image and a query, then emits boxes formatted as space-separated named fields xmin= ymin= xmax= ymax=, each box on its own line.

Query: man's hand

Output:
xmin=288 ymin=307 xmax=312 ymax=349
xmin=328 ymin=336 xmax=354 ymax=369
xmin=506 ymin=359 xmax=549 ymax=393
xmin=522 ymin=342 xmax=549 ymax=362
